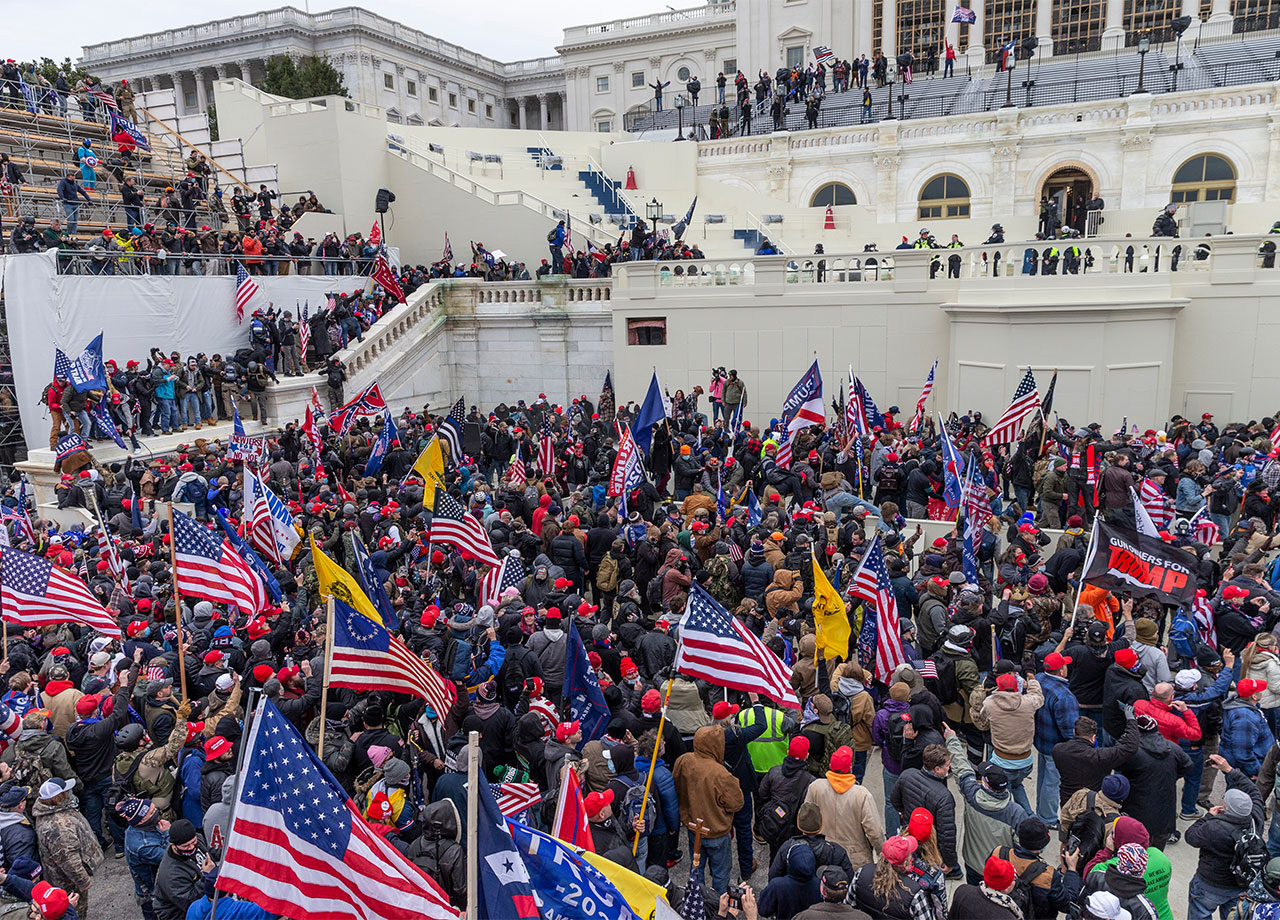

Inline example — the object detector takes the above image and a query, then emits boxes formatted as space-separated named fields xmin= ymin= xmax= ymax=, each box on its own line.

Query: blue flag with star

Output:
xmin=564 ymin=621 xmax=610 ymax=742
xmin=508 ymin=820 xmax=641 ymax=920
xmin=476 ymin=773 xmax=541 ymax=920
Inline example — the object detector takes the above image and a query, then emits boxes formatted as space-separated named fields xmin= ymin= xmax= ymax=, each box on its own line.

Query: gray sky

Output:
xmin=8 ymin=0 xmax=640 ymax=63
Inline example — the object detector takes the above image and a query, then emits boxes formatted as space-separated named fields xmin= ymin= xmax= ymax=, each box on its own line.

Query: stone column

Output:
xmin=519 ymin=97 xmax=528 ymax=129
xmin=1208 ymin=0 xmax=1231 ymax=22
xmin=557 ymin=92 xmax=567 ymax=130
xmin=538 ymin=93 xmax=549 ymax=129
xmin=1102 ymin=0 xmax=1125 ymax=52
xmin=170 ymin=72 xmax=185 ymax=113
xmin=194 ymin=68 xmax=209 ymax=113
xmin=883 ymin=0 xmax=897 ymax=59
xmin=1180 ymin=0 xmax=1204 ymax=41
xmin=1036 ymin=0 xmax=1055 ymax=57
xmin=236 ymin=60 xmax=252 ymax=85
xmin=966 ymin=0 xmax=986 ymax=65
xmin=855 ymin=0 xmax=875 ymax=58
xmin=215 ymin=63 xmax=229 ymax=80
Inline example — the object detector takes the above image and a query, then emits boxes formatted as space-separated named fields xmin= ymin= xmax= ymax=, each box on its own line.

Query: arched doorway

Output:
xmin=1039 ymin=166 xmax=1094 ymax=233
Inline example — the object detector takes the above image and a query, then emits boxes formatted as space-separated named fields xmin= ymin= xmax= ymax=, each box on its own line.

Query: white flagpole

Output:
xmin=465 ymin=729 xmax=480 ymax=920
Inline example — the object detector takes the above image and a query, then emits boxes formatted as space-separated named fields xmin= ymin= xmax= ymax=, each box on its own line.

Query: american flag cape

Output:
xmin=329 ymin=599 xmax=455 ymax=718
xmin=984 ymin=367 xmax=1040 ymax=446
xmin=299 ymin=301 xmax=311 ymax=359
xmin=329 ymin=383 xmax=387 ymax=435
xmin=1139 ymin=478 xmax=1172 ymax=530
xmin=429 ymin=491 xmax=501 ymax=567
xmin=910 ymin=360 xmax=937 ymax=433
xmin=478 ymin=553 xmax=526 ymax=609
xmin=0 ymin=546 xmax=122 ymax=637
xmin=777 ymin=361 xmax=824 ymax=469
xmin=234 ymin=262 xmax=259 ymax=324
xmin=675 ymin=582 xmax=799 ymax=708
xmin=216 ymin=699 xmax=458 ymax=920
xmin=171 ymin=507 xmax=268 ymax=617
xmin=849 ymin=536 xmax=907 ymax=681
xmin=438 ymin=398 xmax=466 ymax=464
xmin=1188 ymin=504 xmax=1221 ymax=546
xmin=538 ymin=413 xmax=555 ymax=475
xmin=507 ymin=443 xmax=527 ymax=488
xmin=1193 ymin=591 xmax=1218 ymax=649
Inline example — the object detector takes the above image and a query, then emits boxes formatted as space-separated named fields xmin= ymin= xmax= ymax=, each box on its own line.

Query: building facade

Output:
xmin=79 ymin=6 xmax=565 ymax=128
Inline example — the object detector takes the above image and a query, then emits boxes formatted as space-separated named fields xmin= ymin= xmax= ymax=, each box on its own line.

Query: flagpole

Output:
xmin=318 ymin=597 xmax=334 ymax=760
xmin=1036 ymin=368 xmax=1058 ymax=457
xmin=633 ymin=669 xmax=677 ymax=855
xmin=465 ymin=729 xmax=480 ymax=920
xmin=209 ymin=688 xmax=262 ymax=920
xmin=167 ymin=503 xmax=189 ymax=703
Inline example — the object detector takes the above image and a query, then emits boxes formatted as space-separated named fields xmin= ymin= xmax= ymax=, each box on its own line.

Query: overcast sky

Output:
xmin=8 ymin=0 xmax=641 ymax=63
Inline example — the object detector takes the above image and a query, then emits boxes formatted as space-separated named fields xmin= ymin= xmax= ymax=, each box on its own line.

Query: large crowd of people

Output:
xmin=6 ymin=363 xmax=1280 ymax=920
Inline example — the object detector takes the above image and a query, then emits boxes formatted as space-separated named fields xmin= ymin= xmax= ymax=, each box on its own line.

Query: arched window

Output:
xmin=1171 ymin=154 xmax=1236 ymax=203
xmin=677 ymin=66 xmax=691 ymax=81
xmin=918 ymin=174 xmax=971 ymax=218
xmin=810 ymin=183 xmax=857 ymax=207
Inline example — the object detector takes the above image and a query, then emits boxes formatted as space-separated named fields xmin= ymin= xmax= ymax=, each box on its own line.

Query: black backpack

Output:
xmin=927 ymin=653 xmax=959 ymax=706
xmin=1232 ymin=829 xmax=1268 ymax=886
xmin=885 ymin=712 xmax=910 ymax=766
xmin=998 ymin=846 xmax=1046 ymax=918
xmin=646 ymin=569 xmax=668 ymax=610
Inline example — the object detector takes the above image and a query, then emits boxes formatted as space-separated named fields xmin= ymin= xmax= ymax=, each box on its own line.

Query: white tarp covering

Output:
xmin=2 ymin=251 xmax=357 ymax=453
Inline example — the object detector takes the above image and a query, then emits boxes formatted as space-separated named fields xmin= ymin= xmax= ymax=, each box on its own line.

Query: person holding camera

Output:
xmin=971 ymin=665 xmax=1044 ymax=817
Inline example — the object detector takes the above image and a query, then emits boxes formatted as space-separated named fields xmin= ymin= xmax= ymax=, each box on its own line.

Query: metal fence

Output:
xmin=46 ymin=250 xmax=381 ymax=277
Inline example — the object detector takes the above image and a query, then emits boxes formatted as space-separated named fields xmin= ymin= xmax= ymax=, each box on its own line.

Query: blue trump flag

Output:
xmin=66 ymin=333 xmax=107 ymax=393
xmin=365 ymin=411 xmax=398 ymax=475
xmin=350 ymin=533 xmax=395 ymax=623
xmin=564 ymin=621 xmax=610 ymax=742
xmin=214 ymin=509 xmax=283 ymax=603
xmin=632 ymin=371 xmax=667 ymax=454
xmin=747 ymin=488 xmax=761 ymax=528
xmin=88 ymin=400 xmax=127 ymax=450
xmin=476 ymin=774 xmax=541 ymax=920
xmin=938 ymin=413 xmax=966 ymax=508
xmin=508 ymin=821 xmax=641 ymax=920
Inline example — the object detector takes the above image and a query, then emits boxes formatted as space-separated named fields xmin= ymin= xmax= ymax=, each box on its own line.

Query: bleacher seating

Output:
xmin=0 ymin=101 xmax=227 ymax=246
xmin=626 ymin=32 xmax=1279 ymax=135
xmin=577 ymin=168 xmax=634 ymax=218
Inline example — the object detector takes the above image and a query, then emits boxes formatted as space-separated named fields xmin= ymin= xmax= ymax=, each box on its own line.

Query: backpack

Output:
xmin=547 ymin=229 xmax=558 ymax=243
xmin=502 ymin=646 xmax=535 ymax=704
xmin=1232 ymin=829 xmax=1269 ymax=886
xmin=927 ymin=652 xmax=959 ymax=706
xmin=10 ymin=741 xmax=54 ymax=802
xmin=885 ymin=712 xmax=910 ymax=766
xmin=597 ymin=555 xmax=620 ymax=593
xmin=105 ymin=747 xmax=146 ymax=824
xmin=1170 ymin=608 xmax=1199 ymax=660
xmin=647 ymin=568 xmax=668 ymax=609
xmin=998 ymin=846 xmax=1046 ymax=918
xmin=614 ymin=774 xmax=658 ymax=832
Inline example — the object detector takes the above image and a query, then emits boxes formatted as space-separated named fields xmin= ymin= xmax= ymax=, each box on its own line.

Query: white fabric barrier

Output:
xmin=2 ymin=251 xmax=355 ymax=453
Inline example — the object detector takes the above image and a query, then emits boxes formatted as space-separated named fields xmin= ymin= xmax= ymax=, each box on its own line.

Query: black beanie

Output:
xmin=169 ymin=819 xmax=198 ymax=846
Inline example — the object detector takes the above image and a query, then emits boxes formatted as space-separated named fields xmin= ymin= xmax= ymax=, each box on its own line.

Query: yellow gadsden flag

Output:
xmin=812 ymin=548 xmax=850 ymax=660
xmin=411 ymin=436 xmax=447 ymax=507
xmin=580 ymin=849 xmax=671 ymax=918
xmin=309 ymin=535 xmax=383 ymax=625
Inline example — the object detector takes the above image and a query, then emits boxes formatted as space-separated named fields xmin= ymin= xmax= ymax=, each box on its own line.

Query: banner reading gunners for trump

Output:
xmin=1081 ymin=519 xmax=1200 ymax=606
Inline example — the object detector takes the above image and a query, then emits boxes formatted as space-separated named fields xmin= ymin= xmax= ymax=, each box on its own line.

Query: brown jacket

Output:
xmin=830 ymin=662 xmax=877 ymax=751
xmin=802 ymin=773 xmax=885 ymax=867
xmin=972 ymin=677 xmax=1044 ymax=760
xmin=764 ymin=570 xmax=804 ymax=619
xmin=673 ymin=726 xmax=744 ymax=837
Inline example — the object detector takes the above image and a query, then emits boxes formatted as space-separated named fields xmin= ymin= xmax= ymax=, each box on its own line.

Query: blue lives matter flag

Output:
xmin=564 ymin=621 xmax=610 ymax=742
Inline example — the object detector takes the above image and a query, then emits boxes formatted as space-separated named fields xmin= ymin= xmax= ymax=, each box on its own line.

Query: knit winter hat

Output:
xmin=1116 ymin=843 xmax=1148 ymax=877
xmin=1224 ymin=788 xmax=1254 ymax=818
xmin=1101 ymin=774 xmax=1131 ymax=801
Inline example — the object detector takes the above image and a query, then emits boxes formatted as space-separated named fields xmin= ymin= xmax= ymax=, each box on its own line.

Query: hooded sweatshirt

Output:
xmin=1084 ymin=816 xmax=1172 ymax=920
xmin=672 ymin=726 xmax=744 ymax=837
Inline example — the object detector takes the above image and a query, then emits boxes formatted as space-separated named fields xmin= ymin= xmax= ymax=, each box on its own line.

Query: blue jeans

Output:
xmin=62 ymin=201 xmax=80 ymax=233
xmin=1035 ymin=750 xmax=1061 ymax=824
xmin=884 ymin=766 xmax=901 ymax=835
xmin=1187 ymin=874 xmax=1244 ymax=920
xmin=1012 ymin=485 xmax=1032 ymax=516
xmin=155 ymin=397 xmax=177 ymax=431
xmin=1181 ymin=743 xmax=1206 ymax=816
xmin=853 ymin=748 xmax=868 ymax=785
xmin=182 ymin=393 xmax=202 ymax=427
xmin=732 ymin=796 xmax=754 ymax=876
xmin=81 ymin=773 xmax=124 ymax=851
xmin=689 ymin=830 xmax=732 ymax=897
xmin=825 ymin=492 xmax=880 ymax=522
xmin=201 ymin=390 xmax=215 ymax=421
xmin=994 ymin=753 xmax=1034 ymax=815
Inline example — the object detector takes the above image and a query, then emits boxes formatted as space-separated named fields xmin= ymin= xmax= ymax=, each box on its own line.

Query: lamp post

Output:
xmin=1135 ymin=35 xmax=1151 ymax=93
xmin=1003 ymin=54 xmax=1015 ymax=107
xmin=674 ymin=94 xmax=686 ymax=140
xmin=646 ymin=197 xmax=663 ymax=225
xmin=885 ymin=76 xmax=896 ymax=120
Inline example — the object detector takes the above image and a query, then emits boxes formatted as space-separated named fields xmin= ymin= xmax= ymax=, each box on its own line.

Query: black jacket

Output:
xmin=1118 ymin=729 xmax=1192 ymax=841
xmin=950 ymin=884 xmax=1019 ymax=920
xmin=891 ymin=767 xmax=957 ymax=868
xmin=406 ymin=800 xmax=466 ymax=908
xmin=549 ymin=533 xmax=587 ymax=580
xmin=65 ymin=681 xmax=133 ymax=783
xmin=1052 ymin=722 xmax=1140 ymax=806
xmin=154 ymin=843 xmax=211 ymax=920
xmin=1185 ymin=768 xmax=1265 ymax=888
xmin=1101 ymin=662 xmax=1149 ymax=740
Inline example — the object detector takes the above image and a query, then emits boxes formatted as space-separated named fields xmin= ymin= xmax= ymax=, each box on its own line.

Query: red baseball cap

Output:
xmin=204 ymin=736 xmax=233 ymax=760
xmin=641 ymin=689 xmax=662 ymax=713
xmin=995 ymin=673 xmax=1019 ymax=692
xmin=1239 ymin=678 xmax=1269 ymax=697
xmin=555 ymin=720 xmax=580 ymax=742
xmin=1044 ymin=652 xmax=1073 ymax=671
xmin=1114 ymin=648 xmax=1139 ymax=670
xmin=31 ymin=882 xmax=69 ymax=920
xmin=712 ymin=701 xmax=740 ymax=720
xmin=584 ymin=789 xmax=614 ymax=819
xmin=881 ymin=835 xmax=919 ymax=866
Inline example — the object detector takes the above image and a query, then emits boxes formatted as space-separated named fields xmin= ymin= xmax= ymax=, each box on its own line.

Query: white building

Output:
xmin=79 ymin=6 xmax=565 ymax=128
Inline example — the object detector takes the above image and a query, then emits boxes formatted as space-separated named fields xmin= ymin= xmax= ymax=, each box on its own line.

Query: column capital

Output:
xmin=215 ymin=63 xmax=229 ymax=79
xmin=536 ymin=92 xmax=548 ymax=104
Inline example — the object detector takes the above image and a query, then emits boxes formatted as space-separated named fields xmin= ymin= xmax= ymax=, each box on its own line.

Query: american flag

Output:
xmin=1139 ymin=478 xmax=1172 ymax=530
xmin=850 ymin=536 xmax=907 ymax=681
xmin=90 ymin=87 xmax=119 ymax=110
xmin=326 ymin=293 xmax=338 ymax=315
xmin=442 ymin=233 xmax=453 ymax=263
xmin=680 ymin=842 xmax=707 ymax=920
xmin=814 ymin=45 xmax=836 ymax=64
xmin=329 ymin=383 xmax=387 ymax=436
xmin=309 ymin=386 xmax=329 ymax=426
xmin=96 ymin=527 xmax=130 ymax=593
xmin=508 ymin=443 xmax=527 ymax=488
xmin=478 ymin=552 xmax=526 ymax=608
xmin=675 ymin=582 xmax=799 ymax=708
xmin=0 ymin=546 xmax=121 ymax=637
xmin=217 ymin=699 xmax=458 ymax=920
xmin=371 ymin=253 xmax=406 ymax=304
xmin=438 ymin=398 xmax=466 ymax=465
xmin=1193 ymin=591 xmax=1218 ymax=649
xmin=1188 ymin=504 xmax=1221 ymax=546
xmin=171 ymin=507 xmax=268 ymax=617
xmin=299 ymin=301 xmax=311 ymax=360
xmin=1269 ymin=425 xmax=1280 ymax=456
xmin=429 ymin=491 xmax=501 ymax=567
xmin=303 ymin=403 xmax=324 ymax=456
xmin=538 ymin=413 xmax=555 ymax=475
xmin=244 ymin=466 xmax=300 ymax=567
xmin=0 ymin=508 xmax=34 ymax=546
xmin=847 ymin=368 xmax=884 ymax=440
xmin=914 ymin=659 xmax=939 ymax=679
xmin=234 ymin=262 xmax=259 ymax=324
xmin=329 ymin=599 xmax=455 ymax=719
xmin=910 ymin=360 xmax=937 ymax=433
xmin=492 ymin=781 xmax=541 ymax=820
xmin=983 ymin=367 xmax=1040 ymax=447
xmin=777 ymin=361 xmax=825 ymax=469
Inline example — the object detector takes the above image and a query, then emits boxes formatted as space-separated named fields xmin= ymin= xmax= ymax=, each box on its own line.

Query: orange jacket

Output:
xmin=1079 ymin=585 xmax=1120 ymax=639
xmin=242 ymin=236 xmax=264 ymax=264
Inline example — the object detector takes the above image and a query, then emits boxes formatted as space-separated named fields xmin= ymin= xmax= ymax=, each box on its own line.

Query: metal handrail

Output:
xmin=42 ymin=249 xmax=380 ymax=276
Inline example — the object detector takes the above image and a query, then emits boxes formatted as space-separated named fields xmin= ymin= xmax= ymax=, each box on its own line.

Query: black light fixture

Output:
xmin=1135 ymin=35 xmax=1152 ymax=94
